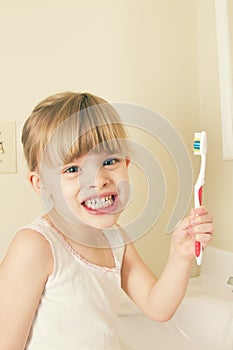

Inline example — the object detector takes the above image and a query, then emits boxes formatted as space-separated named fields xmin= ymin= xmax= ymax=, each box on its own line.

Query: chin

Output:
xmin=86 ymin=213 xmax=121 ymax=230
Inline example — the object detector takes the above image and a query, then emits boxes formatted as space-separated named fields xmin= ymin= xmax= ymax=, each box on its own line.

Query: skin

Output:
xmin=0 ymin=151 xmax=213 ymax=349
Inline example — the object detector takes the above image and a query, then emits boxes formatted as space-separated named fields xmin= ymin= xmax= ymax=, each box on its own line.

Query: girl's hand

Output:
xmin=171 ymin=206 xmax=214 ymax=259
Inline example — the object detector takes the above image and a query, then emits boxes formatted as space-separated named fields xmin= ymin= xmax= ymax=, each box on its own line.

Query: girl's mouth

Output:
xmin=81 ymin=194 xmax=118 ymax=214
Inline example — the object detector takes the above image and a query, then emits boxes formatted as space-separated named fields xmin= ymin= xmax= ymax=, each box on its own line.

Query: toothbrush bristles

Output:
xmin=193 ymin=131 xmax=207 ymax=156
xmin=193 ymin=140 xmax=200 ymax=150
xmin=193 ymin=134 xmax=201 ymax=154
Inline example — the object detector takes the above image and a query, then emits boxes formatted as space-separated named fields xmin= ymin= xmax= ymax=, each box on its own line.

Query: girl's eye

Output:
xmin=103 ymin=158 xmax=119 ymax=167
xmin=64 ymin=165 xmax=81 ymax=174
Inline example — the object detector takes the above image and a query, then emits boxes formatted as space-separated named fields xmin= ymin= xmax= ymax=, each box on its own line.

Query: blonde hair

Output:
xmin=21 ymin=92 xmax=129 ymax=171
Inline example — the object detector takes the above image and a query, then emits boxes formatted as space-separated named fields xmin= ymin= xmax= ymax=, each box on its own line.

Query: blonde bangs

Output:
xmin=64 ymin=124 xmax=128 ymax=165
xmin=41 ymin=102 xmax=130 ymax=168
xmin=22 ymin=92 xmax=130 ymax=171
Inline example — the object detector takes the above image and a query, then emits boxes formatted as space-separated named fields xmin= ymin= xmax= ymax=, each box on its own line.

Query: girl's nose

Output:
xmin=89 ymin=168 xmax=110 ymax=190
xmin=80 ymin=167 xmax=110 ymax=190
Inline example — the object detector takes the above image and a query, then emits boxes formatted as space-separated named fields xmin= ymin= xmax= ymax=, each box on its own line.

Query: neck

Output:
xmin=44 ymin=207 xmax=117 ymax=249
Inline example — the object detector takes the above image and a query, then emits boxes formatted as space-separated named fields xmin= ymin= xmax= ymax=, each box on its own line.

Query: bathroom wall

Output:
xmin=0 ymin=0 xmax=231 ymax=276
xmin=197 ymin=0 xmax=233 ymax=253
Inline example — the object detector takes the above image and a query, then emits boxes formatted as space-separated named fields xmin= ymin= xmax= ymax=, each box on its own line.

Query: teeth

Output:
xmin=85 ymin=195 xmax=114 ymax=209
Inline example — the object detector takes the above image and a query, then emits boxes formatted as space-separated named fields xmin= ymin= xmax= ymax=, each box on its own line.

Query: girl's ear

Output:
xmin=27 ymin=172 xmax=41 ymax=195
xmin=125 ymin=158 xmax=130 ymax=168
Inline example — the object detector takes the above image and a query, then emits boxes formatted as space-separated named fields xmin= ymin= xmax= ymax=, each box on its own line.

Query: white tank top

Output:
xmin=24 ymin=217 xmax=126 ymax=350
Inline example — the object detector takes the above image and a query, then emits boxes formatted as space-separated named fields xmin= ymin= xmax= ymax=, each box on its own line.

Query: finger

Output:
xmin=193 ymin=206 xmax=208 ymax=216
xmin=191 ymin=221 xmax=213 ymax=234
xmin=179 ymin=216 xmax=190 ymax=230
xmin=190 ymin=212 xmax=213 ymax=226
xmin=189 ymin=208 xmax=196 ymax=218
xmin=194 ymin=233 xmax=213 ymax=249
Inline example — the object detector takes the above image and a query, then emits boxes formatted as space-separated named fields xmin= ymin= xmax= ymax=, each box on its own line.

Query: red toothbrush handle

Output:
xmin=198 ymin=186 xmax=203 ymax=206
xmin=195 ymin=241 xmax=201 ymax=257
xmin=195 ymin=186 xmax=203 ymax=260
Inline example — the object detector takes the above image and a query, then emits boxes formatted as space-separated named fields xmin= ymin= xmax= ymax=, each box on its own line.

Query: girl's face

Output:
xmin=59 ymin=150 xmax=130 ymax=229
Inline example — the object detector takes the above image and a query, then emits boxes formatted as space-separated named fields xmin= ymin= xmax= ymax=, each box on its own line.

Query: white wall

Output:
xmin=198 ymin=0 xmax=233 ymax=252
xmin=1 ymin=1 xmax=230 ymax=276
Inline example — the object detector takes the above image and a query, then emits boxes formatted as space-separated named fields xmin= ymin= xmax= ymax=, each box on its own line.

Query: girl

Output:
xmin=0 ymin=92 xmax=213 ymax=349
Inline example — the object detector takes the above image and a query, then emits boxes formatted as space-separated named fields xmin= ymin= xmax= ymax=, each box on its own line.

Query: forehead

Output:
xmin=40 ymin=112 xmax=129 ymax=169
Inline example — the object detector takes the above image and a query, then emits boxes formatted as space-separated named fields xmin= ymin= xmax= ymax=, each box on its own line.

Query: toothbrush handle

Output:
xmin=195 ymin=186 xmax=203 ymax=265
xmin=195 ymin=241 xmax=202 ymax=265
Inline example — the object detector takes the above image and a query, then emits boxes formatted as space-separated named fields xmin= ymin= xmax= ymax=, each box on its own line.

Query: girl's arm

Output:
xmin=0 ymin=229 xmax=53 ymax=350
xmin=121 ymin=206 xmax=213 ymax=322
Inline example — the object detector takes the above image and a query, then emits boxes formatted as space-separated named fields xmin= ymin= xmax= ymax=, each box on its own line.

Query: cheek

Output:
xmin=116 ymin=167 xmax=130 ymax=186
xmin=61 ymin=178 xmax=80 ymax=199
xmin=118 ymin=164 xmax=129 ymax=179
xmin=116 ymin=172 xmax=132 ymax=208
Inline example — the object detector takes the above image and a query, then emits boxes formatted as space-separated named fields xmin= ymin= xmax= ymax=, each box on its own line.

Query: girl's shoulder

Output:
xmin=15 ymin=225 xmax=52 ymax=255
xmin=1 ymin=224 xmax=53 ymax=279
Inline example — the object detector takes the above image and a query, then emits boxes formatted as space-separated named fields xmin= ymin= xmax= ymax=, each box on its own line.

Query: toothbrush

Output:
xmin=193 ymin=131 xmax=207 ymax=265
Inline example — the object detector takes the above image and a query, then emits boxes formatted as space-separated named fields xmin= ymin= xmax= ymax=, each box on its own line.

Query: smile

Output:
xmin=82 ymin=195 xmax=115 ymax=210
